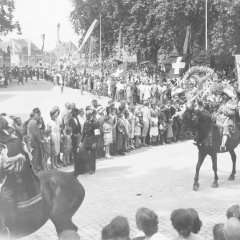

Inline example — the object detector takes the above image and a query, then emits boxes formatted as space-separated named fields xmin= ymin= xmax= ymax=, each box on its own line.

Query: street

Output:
xmin=1 ymin=80 xmax=240 ymax=240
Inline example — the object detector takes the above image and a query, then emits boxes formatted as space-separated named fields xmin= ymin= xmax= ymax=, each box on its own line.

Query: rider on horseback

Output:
xmin=215 ymin=87 xmax=238 ymax=152
xmin=0 ymin=116 xmax=26 ymax=232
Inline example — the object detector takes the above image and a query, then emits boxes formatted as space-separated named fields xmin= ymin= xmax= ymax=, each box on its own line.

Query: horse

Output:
xmin=0 ymin=136 xmax=85 ymax=239
xmin=181 ymin=108 xmax=240 ymax=191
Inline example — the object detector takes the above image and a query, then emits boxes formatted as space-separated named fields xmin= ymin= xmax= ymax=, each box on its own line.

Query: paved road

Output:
xmin=1 ymin=80 xmax=240 ymax=240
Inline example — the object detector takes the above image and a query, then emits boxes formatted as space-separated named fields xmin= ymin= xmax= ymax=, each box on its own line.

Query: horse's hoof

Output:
xmin=59 ymin=230 xmax=80 ymax=240
xmin=211 ymin=182 xmax=219 ymax=188
xmin=228 ymin=175 xmax=235 ymax=181
xmin=193 ymin=183 xmax=199 ymax=191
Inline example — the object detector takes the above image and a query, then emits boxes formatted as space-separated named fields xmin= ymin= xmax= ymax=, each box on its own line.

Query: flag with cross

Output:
xmin=164 ymin=54 xmax=190 ymax=78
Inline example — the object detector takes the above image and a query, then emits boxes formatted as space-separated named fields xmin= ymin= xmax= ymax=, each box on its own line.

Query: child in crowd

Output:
xmin=62 ymin=127 xmax=72 ymax=166
xmin=42 ymin=129 xmax=52 ymax=171
xmin=103 ymin=116 xmax=113 ymax=158
xmin=150 ymin=111 xmax=159 ymax=145
xmin=134 ymin=111 xmax=142 ymax=148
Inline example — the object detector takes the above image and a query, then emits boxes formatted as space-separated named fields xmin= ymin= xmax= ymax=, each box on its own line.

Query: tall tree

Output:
xmin=0 ymin=0 xmax=20 ymax=35
xmin=70 ymin=0 xmax=240 ymax=68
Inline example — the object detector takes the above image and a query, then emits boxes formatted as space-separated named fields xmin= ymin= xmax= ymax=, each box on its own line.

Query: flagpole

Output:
xmin=205 ymin=0 xmax=208 ymax=51
xmin=100 ymin=12 xmax=102 ymax=78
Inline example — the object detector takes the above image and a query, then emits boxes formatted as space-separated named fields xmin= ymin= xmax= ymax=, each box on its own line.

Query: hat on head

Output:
xmin=97 ymin=105 xmax=105 ymax=114
xmin=86 ymin=110 xmax=93 ymax=116
xmin=65 ymin=102 xmax=72 ymax=109
xmin=50 ymin=106 xmax=60 ymax=117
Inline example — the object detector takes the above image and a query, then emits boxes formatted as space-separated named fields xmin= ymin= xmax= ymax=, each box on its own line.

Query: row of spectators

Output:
xmin=59 ymin=205 xmax=240 ymax=240
xmin=1 ymin=96 xmax=192 ymax=175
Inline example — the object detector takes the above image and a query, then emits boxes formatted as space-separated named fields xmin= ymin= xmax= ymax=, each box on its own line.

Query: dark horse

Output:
xmin=0 ymin=136 xmax=85 ymax=239
xmin=182 ymin=108 xmax=240 ymax=191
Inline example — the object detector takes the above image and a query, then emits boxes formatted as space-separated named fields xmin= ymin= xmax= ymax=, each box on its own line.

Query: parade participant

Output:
xmin=47 ymin=106 xmax=61 ymax=168
xmin=126 ymin=82 xmax=133 ymax=104
xmin=134 ymin=111 xmax=142 ymax=148
xmin=62 ymin=127 xmax=72 ymax=167
xmin=224 ymin=217 xmax=240 ymax=240
xmin=32 ymin=107 xmax=45 ymax=132
xmin=59 ymin=72 xmax=64 ymax=94
xmin=13 ymin=117 xmax=24 ymax=141
xmin=171 ymin=209 xmax=203 ymax=240
xmin=141 ymin=101 xmax=151 ymax=147
xmin=0 ymin=116 xmax=26 ymax=231
xmin=215 ymin=88 xmax=237 ymax=152
xmin=60 ymin=102 xmax=72 ymax=131
xmin=27 ymin=112 xmax=43 ymax=172
xmin=103 ymin=116 xmax=113 ymax=158
xmin=133 ymin=207 xmax=170 ymax=240
xmin=17 ymin=69 xmax=24 ymax=85
xmin=80 ymin=110 xmax=99 ymax=174
xmin=132 ymin=81 xmax=138 ymax=105
xmin=150 ymin=111 xmax=159 ymax=145
xmin=67 ymin=108 xmax=81 ymax=167
xmin=123 ymin=110 xmax=131 ymax=152
xmin=42 ymin=128 xmax=52 ymax=170
xmin=213 ymin=224 xmax=225 ymax=240
xmin=116 ymin=111 xmax=127 ymax=155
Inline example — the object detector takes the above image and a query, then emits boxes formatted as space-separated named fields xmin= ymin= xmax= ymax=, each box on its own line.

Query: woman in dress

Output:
xmin=150 ymin=111 xmax=159 ymax=145
xmin=47 ymin=106 xmax=61 ymax=168
xmin=103 ymin=116 xmax=113 ymax=158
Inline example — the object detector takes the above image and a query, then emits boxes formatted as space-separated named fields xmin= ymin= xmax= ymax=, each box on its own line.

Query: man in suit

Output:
xmin=27 ymin=112 xmax=43 ymax=172
xmin=67 ymin=108 xmax=81 ymax=168
xmin=80 ymin=110 xmax=99 ymax=174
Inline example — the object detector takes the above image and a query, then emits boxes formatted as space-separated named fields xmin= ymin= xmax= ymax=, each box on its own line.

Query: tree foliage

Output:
xmin=0 ymin=0 xmax=21 ymax=35
xmin=70 ymin=0 xmax=240 ymax=67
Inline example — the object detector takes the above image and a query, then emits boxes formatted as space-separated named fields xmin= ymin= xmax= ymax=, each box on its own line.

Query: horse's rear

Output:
xmin=38 ymin=170 xmax=85 ymax=235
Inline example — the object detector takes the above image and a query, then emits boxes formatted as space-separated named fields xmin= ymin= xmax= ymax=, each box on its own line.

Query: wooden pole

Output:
xmin=205 ymin=0 xmax=208 ymax=51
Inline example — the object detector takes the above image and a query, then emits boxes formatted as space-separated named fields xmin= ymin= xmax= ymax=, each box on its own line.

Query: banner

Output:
xmin=183 ymin=25 xmax=191 ymax=54
xmin=27 ymin=39 xmax=31 ymax=56
xmin=41 ymin=34 xmax=45 ymax=52
xmin=235 ymin=55 xmax=240 ymax=85
xmin=75 ymin=19 xmax=99 ymax=54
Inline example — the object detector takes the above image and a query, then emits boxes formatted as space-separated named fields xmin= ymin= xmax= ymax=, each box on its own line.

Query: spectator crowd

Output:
xmin=59 ymin=205 xmax=240 ymax=240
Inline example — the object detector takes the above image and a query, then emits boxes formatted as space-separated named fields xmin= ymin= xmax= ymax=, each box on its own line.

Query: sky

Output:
xmin=2 ymin=0 xmax=80 ymax=50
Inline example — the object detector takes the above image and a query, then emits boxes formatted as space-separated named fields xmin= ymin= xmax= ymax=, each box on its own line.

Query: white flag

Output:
xmin=75 ymin=19 xmax=99 ymax=54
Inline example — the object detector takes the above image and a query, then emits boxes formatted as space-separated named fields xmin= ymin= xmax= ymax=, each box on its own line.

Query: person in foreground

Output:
xmin=132 ymin=207 xmax=170 ymax=240
xmin=101 ymin=216 xmax=130 ymax=240
xmin=171 ymin=209 xmax=203 ymax=240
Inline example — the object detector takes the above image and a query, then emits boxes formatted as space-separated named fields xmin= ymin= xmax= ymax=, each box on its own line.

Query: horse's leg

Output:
xmin=193 ymin=149 xmax=207 ymax=191
xmin=228 ymin=149 xmax=236 ymax=180
xmin=211 ymin=153 xmax=219 ymax=188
